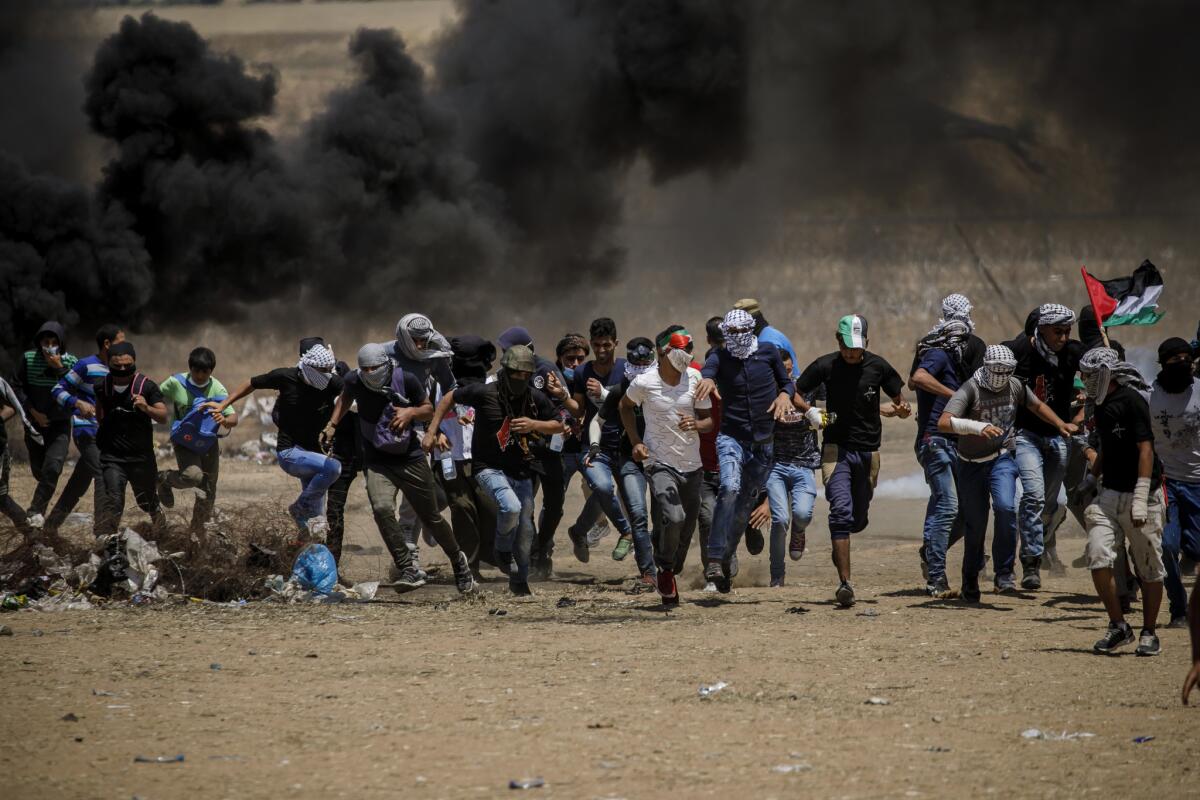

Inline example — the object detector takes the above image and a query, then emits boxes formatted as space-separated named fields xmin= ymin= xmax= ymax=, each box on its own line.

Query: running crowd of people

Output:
xmin=3 ymin=295 xmax=1200 ymax=674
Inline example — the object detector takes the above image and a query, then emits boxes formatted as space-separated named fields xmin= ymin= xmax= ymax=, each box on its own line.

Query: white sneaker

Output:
xmin=306 ymin=515 xmax=329 ymax=542
xmin=586 ymin=518 xmax=611 ymax=548
xmin=702 ymin=581 xmax=718 ymax=593
xmin=27 ymin=513 xmax=45 ymax=529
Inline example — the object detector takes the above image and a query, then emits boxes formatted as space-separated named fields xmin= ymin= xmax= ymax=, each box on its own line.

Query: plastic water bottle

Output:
xmin=550 ymin=432 xmax=564 ymax=452
xmin=441 ymin=455 xmax=456 ymax=480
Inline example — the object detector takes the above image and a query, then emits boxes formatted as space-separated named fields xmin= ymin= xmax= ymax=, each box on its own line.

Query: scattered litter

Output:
xmin=30 ymin=628 xmax=43 ymax=637
xmin=508 ymin=778 xmax=545 ymax=790
xmin=92 ymin=689 xmax=116 ymax=697
xmin=1001 ymin=651 xmax=1010 ymax=660
xmin=291 ymin=544 xmax=337 ymax=595
xmin=698 ymin=681 xmax=729 ymax=698
xmin=926 ymin=746 xmax=952 ymax=753
xmin=489 ymin=608 xmax=508 ymax=616
xmin=247 ymin=543 xmax=276 ymax=569
xmin=305 ymin=653 xmax=318 ymax=659
xmin=134 ymin=755 xmax=185 ymax=764
xmin=0 ymin=625 xmax=11 ymax=636
xmin=1021 ymin=729 xmax=1095 ymax=741
xmin=865 ymin=697 xmax=891 ymax=706
xmin=1132 ymin=736 xmax=1155 ymax=744
xmin=61 ymin=713 xmax=79 ymax=722
xmin=210 ymin=663 xmax=222 ymax=671
xmin=1 ymin=594 xmax=27 ymax=610
xmin=771 ymin=763 xmax=812 ymax=774
xmin=556 ymin=597 xmax=577 ymax=608
xmin=857 ymin=609 xmax=880 ymax=617
xmin=931 ymin=715 xmax=944 ymax=723
xmin=785 ymin=606 xmax=807 ymax=614
xmin=107 ymin=704 xmax=130 ymax=709
xmin=587 ymin=722 xmax=613 ymax=729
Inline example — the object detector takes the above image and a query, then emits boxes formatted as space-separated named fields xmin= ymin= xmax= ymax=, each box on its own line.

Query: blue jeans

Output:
xmin=918 ymin=435 xmax=964 ymax=584
xmin=475 ymin=468 xmax=535 ymax=582
xmin=574 ymin=451 xmax=632 ymax=537
xmin=710 ymin=435 xmax=774 ymax=564
xmin=1014 ymin=431 xmax=1069 ymax=561
xmin=959 ymin=453 xmax=1019 ymax=583
xmin=765 ymin=461 xmax=816 ymax=580
xmin=277 ymin=446 xmax=342 ymax=521
xmin=1163 ymin=479 xmax=1200 ymax=619
xmin=616 ymin=458 xmax=655 ymax=575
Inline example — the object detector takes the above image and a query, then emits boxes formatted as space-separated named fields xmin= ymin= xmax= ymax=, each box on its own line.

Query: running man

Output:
xmin=1148 ymin=337 xmax=1200 ymax=628
xmin=620 ymin=331 xmax=713 ymax=603
xmin=794 ymin=314 xmax=911 ymax=607
xmin=14 ymin=321 xmax=77 ymax=530
xmin=938 ymin=345 xmax=1076 ymax=601
xmin=695 ymin=308 xmax=794 ymax=594
xmin=538 ymin=333 xmax=592 ymax=564
xmin=733 ymin=298 xmax=800 ymax=378
xmin=209 ymin=342 xmax=342 ymax=537
xmin=0 ymin=376 xmax=41 ymax=536
xmin=1079 ymin=347 xmax=1165 ymax=656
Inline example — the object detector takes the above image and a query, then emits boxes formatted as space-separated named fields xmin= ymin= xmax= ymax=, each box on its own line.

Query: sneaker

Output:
xmin=1135 ymin=629 xmax=1161 ymax=657
xmin=789 ymin=529 xmax=806 ymax=561
xmin=453 ymin=551 xmax=477 ymax=594
xmin=744 ymin=526 xmax=765 ymax=556
xmin=586 ymin=518 xmax=611 ymax=548
xmin=509 ymin=578 xmax=533 ymax=596
xmin=918 ymin=545 xmax=929 ymax=582
xmin=394 ymin=566 xmax=427 ymax=592
xmin=656 ymin=569 xmax=679 ymax=605
xmin=1166 ymin=615 xmax=1189 ymax=629
xmin=306 ymin=515 xmax=329 ymax=542
xmin=961 ymin=575 xmax=981 ymax=604
xmin=156 ymin=472 xmax=175 ymax=509
xmin=495 ymin=549 xmax=515 ymax=576
xmin=702 ymin=581 xmax=718 ymax=593
xmin=628 ymin=572 xmax=657 ymax=595
xmin=1020 ymin=557 xmax=1041 ymax=591
xmin=994 ymin=574 xmax=1017 ymax=594
xmin=926 ymin=578 xmax=951 ymax=597
xmin=611 ymin=535 xmax=633 ymax=561
xmin=568 ymin=526 xmax=590 ymax=564
xmin=769 ymin=577 xmax=785 ymax=588
xmin=729 ymin=552 xmax=739 ymax=578
xmin=835 ymin=581 xmax=856 ymax=608
xmin=1093 ymin=621 xmax=1135 ymax=654
xmin=27 ymin=512 xmax=45 ymax=530
xmin=529 ymin=554 xmax=552 ymax=582
xmin=705 ymin=562 xmax=729 ymax=594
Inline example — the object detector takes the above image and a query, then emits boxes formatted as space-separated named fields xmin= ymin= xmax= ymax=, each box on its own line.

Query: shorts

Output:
xmin=1084 ymin=487 xmax=1166 ymax=582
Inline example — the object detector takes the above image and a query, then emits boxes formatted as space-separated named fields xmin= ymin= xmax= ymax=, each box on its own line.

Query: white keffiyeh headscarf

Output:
xmin=1079 ymin=346 xmax=1149 ymax=405
xmin=721 ymin=309 xmax=758 ymax=360
xmin=298 ymin=344 xmax=336 ymax=390
xmin=941 ymin=294 xmax=974 ymax=330
xmin=1032 ymin=303 xmax=1077 ymax=367
xmin=974 ymin=344 xmax=1017 ymax=392
xmin=393 ymin=313 xmax=452 ymax=362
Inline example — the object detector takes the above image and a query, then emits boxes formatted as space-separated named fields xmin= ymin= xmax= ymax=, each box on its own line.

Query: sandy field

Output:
xmin=0 ymin=419 xmax=1196 ymax=799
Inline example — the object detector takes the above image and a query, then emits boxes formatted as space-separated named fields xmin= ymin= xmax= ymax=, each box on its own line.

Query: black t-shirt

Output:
xmin=1004 ymin=335 xmax=1084 ymax=438
xmin=250 ymin=367 xmax=342 ymax=452
xmin=599 ymin=377 xmax=644 ymax=460
xmin=573 ymin=358 xmax=626 ymax=448
xmin=1095 ymin=384 xmax=1162 ymax=492
xmin=454 ymin=381 xmax=557 ymax=479
xmin=96 ymin=375 xmax=165 ymax=462
xmin=342 ymin=368 xmax=427 ymax=465
xmin=796 ymin=352 xmax=904 ymax=452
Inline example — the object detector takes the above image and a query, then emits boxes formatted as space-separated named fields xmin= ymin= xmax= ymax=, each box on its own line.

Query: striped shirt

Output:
xmin=53 ymin=354 xmax=106 ymax=438
xmin=17 ymin=350 xmax=77 ymax=421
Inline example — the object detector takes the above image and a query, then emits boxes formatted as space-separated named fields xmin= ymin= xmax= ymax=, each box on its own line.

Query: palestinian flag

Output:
xmin=1081 ymin=260 xmax=1165 ymax=327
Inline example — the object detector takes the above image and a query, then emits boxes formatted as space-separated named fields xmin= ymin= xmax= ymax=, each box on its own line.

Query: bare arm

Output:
xmin=1136 ymin=439 xmax=1154 ymax=480
xmin=422 ymin=390 xmax=457 ymax=452
xmin=693 ymin=407 xmax=713 ymax=434
xmin=209 ymin=379 xmax=254 ymax=414
xmin=911 ymin=368 xmax=956 ymax=399
xmin=1027 ymin=397 xmax=1078 ymax=437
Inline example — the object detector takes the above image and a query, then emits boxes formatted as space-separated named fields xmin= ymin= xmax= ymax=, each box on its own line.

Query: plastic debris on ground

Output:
xmin=771 ymin=763 xmax=812 ymax=774
xmin=1021 ymin=729 xmax=1096 ymax=741
xmin=865 ymin=697 xmax=891 ymax=706
xmin=1132 ymin=736 xmax=1155 ymax=744
xmin=291 ymin=543 xmax=337 ymax=594
xmin=508 ymin=778 xmax=545 ymax=789
xmin=134 ymin=754 xmax=185 ymax=763
xmin=698 ymin=681 xmax=729 ymax=698
xmin=264 ymin=572 xmax=379 ymax=604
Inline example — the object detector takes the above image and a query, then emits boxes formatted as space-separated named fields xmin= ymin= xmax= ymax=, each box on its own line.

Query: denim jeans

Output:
xmin=683 ymin=470 xmax=721 ymax=573
xmin=918 ymin=435 xmax=964 ymax=584
xmin=574 ymin=451 xmax=632 ymax=537
xmin=765 ymin=461 xmax=816 ymax=581
xmin=1163 ymin=478 xmax=1200 ymax=619
xmin=547 ymin=451 xmax=589 ymax=541
xmin=475 ymin=468 xmax=535 ymax=582
xmin=710 ymin=435 xmax=774 ymax=564
xmin=277 ymin=446 xmax=342 ymax=522
xmin=617 ymin=457 xmax=655 ymax=575
xmin=1014 ymin=430 xmax=1069 ymax=561
xmin=958 ymin=453 xmax=1019 ymax=583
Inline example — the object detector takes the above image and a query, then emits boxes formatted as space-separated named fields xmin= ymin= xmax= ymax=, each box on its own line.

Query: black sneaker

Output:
xmin=495 ymin=549 xmax=514 ymax=576
xmin=961 ymin=575 xmax=981 ymax=604
xmin=568 ymin=526 xmax=590 ymax=564
xmin=1166 ymin=615 xmax=1189 ymax=629
xmin=453 ymin=551 xmax=477 ymax=594
xmin=705 ymin=562 xmax=729 ymax=594
xmin=394 ymin=566 xmax=426 ymax=592
xmin=156 ymin=472 xmax=175 ymax=509
xmin=835 ymin=581 xmax=856 ymax=607
xmin=1093 ymin=621 xmax=1135 ymax=654
xmin=1134 ymin=629 xmax=1161 ymax=657
xmin=1020 ymin=557 xmax=1041 ymax=591
xmin=529 ymin=554 xmax=552 ymax=582
xmin=926 ymin=578 xmax=951 ymax=597
xmin=744 ymin=526 xmax=765 ymax=556
xmin=919 ymin=545 xmax=929 ymax=582
xmin=509 ymin=578 xmax=533 ymax=596
xmin=994 ymin=574 xmax=1017 ymax=594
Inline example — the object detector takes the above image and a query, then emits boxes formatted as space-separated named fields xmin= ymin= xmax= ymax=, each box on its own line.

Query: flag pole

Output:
xmin=1081 ymin=266 xmax=1111 ymax=349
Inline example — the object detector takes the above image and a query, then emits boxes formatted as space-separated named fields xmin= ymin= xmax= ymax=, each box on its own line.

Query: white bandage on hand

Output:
xmin=804 ymin=407 xmax=824 ymax=430
xmin=1131 ymin=477 xmax=1151 ymax=524
xmin=948 ymin=417 xmax=990 ymax=436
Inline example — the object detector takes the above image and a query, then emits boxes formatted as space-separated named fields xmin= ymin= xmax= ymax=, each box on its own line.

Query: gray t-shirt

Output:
xmin=943 ymin=377 xmax=1037 ymax=461
xmin=1149 ymin=380 xmax=1200 ymax=483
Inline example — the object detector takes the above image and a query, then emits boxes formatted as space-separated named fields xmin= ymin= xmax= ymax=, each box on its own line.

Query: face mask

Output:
xmin=300 ymin=364 xmax=332 ymax=390
xmin=625 ymin=362 xmax=654 ymax=381
xmin=1158 ymin=361 xmax=1194 ymax=393
xmin=189 ymin=376 xmax=212 ymax=389
xmin=504 ymin=371 xmax=529 ymax=396
xmin=666 ymin=348 xmax=692 ymax=373
xmin=43 ymin=345 xmax=59 ymax=356
xmin=974 ymin=366 xmax=1013 ymax=392
xmin=724 ymin=329 xmax=757 ymax=359
xmin=561 ymin=367 xmax=575 ymax=383
xmin=361 ymin=364 xmax=391 ymax=391
xmin=109 ymin=363 xmax=136 ymax=378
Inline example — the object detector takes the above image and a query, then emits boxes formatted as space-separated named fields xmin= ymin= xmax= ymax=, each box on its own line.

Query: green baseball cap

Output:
xmin=837 ymin=314 xmax=868 ymax=349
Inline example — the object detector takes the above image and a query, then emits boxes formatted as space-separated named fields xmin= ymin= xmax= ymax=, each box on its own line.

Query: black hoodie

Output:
xmin=15 ymin=321 xmax=74 ymax=422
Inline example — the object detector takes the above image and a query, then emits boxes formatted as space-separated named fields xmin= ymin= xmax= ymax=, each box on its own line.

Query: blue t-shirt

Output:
xmin=915 ymin=348 xmax=961 ymax=441
xmin=759 ymin=325 xmax=800 ymax=378
xmin=573 ymin=358 xmax=626 ymax=449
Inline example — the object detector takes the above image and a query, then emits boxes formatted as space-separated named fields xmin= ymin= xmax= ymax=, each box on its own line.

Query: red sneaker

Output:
xmin=656 ymin=569 xmax=679 ymax=605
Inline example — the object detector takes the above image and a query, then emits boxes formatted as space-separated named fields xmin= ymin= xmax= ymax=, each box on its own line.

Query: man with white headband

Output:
xmin=212 ymin=340 xmax=343 ymax=537
xmin=939 ymin=345 xmax=1076 ymax=602
xmin=1078 ymin=347 xmax=1165 ymax=656
xmin=619 ymin=330 xmax=714 ymax=604
xmin=1003 ymin=303 xmax=1085 ymax=592
xmin=794 ymin=314 xmax=910 ymax=607
xmin=695 ymin=308 xmax=794 ymax=594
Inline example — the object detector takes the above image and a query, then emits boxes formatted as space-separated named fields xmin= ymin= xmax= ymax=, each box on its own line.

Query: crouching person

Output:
xmin=1080 ymin=347 xmax=1167 ymax=656
xmin=328 ymin=344 xmax=475 ymax=594
xmin=156 ymin=347 xmax=238 ymax=532
xmin=424 ymin=345 xmax=565 ymax=596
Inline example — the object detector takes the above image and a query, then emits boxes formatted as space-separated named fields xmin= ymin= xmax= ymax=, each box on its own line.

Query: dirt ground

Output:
xmin=1 ymin=426 xmax=1196 ymax=800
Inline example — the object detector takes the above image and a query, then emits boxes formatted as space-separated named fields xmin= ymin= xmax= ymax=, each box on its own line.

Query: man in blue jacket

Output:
xmin=694 ymin=308 xmax=794 ymax=593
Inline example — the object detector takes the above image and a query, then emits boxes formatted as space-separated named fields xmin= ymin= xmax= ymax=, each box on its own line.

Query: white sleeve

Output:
xmin=691 ymin=372 xmax=712 ymax=410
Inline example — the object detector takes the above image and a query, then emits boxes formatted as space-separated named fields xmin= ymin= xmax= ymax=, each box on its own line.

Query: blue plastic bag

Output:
xmin=291 ymin=544 xmax=337 ymax=595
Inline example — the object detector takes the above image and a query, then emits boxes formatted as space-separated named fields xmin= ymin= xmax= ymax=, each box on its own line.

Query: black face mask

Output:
xmin=1158 ymin=361 xmax=1195 ymax=393
xmin=109 ymin=363 xmax=136 ymax=378
xmin=503 ymin=371 xmax=528 ymax=397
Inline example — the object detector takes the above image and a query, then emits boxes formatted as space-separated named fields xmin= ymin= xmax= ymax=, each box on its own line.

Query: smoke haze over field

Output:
xmin=1 ymin=0 xmax=1198 ymax=372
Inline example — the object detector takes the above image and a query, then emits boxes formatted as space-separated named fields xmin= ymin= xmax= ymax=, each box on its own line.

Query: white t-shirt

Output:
xmin=624 ymin=367 xmax=712 ymax=473
xmin=1149 ymin=380 xmax=1200 ymax=483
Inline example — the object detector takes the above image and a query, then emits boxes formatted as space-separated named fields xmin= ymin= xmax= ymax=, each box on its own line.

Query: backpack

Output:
xmin=169 ymin=373 xmax=228 ymax=454
xmin=97 ymin=372 xmax=148 ymax=422
xmin=357 ymin=366 xmax=416 ymax=455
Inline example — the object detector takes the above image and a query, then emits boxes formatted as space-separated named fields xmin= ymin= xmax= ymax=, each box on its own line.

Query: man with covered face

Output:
xmin=939 ymin=345 xmax=1077 ymax=602
xmin=1079 ymin=347 xmax=1165 ymax=656
xmin=423 ymin=345 xmax=565 ymax=596
xmin=694 ymin=308 xmax=794 ymax=594
xmin=1003 ymin=303 xmax=1086 ymax=592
